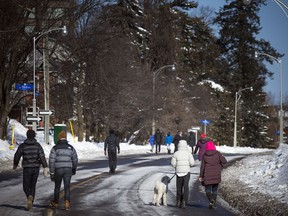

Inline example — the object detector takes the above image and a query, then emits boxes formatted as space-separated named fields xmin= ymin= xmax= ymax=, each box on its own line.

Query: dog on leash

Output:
xmin=152 ymin=175 xmax=170 ymax=206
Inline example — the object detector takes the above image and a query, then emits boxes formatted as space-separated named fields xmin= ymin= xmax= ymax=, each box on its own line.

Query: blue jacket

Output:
xmin=149 ymin=135 xmax=154 ymax=145
xmin=165 ymin=134 xmax=173 ymax=145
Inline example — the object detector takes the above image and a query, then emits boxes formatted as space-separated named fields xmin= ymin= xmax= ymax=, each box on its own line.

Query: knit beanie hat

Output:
xmin=26 ymin=130 xmax=36 ymax=139
xmin=205 ymin=140 xmax=216 ymax=151
xmin=200 ymin=133 xmax=206 ymax=139
xmin=58 ymin=131 xmax=66 ymax=140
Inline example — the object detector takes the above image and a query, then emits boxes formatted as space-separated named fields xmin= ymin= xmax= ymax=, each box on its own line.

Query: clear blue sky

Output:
xmin=197 ymin=0 xmax=288 ymax=104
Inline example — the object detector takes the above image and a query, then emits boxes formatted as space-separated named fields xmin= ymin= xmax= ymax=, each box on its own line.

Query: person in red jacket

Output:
xmin=193 ymin=133 xmax=209 ymax=161
xmin=198 ymin=140 xmax=227 ymax=209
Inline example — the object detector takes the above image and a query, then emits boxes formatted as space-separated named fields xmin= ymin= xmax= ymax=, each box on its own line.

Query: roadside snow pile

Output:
xmin=220 ymin=144 xmax=288 ymax=215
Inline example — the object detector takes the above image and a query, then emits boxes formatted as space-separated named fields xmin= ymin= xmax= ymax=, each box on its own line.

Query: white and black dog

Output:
xmin=152 ymin=175 xmax=171 ymax=206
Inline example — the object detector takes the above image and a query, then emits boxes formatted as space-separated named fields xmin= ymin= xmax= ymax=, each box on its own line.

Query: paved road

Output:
xmin=0 ymin=153 xmax=241 ymax=216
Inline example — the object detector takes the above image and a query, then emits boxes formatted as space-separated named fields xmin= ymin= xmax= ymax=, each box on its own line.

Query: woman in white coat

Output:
xmin=171 ymin=140 xmax=195 ymax=209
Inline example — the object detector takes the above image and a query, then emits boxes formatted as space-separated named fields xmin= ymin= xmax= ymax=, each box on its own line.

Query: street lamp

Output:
xmin=255 ymin=51 xmax=284 ymax=144
xmin=233 ymin=86 xmax=253 ymax=147
xmin=32 ymin=26 xmax=67 ymax=133
xmin=152 ymin=64 xmax=176 ymax=135
xmin=243 ymin=0 xmax=288 ymax=18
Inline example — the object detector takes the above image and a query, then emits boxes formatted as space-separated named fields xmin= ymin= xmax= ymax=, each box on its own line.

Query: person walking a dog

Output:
xmin=104 ymin=129 xmax=120 ymax=173
xmin=171 ymin=140 xmax=195 ymax=209
xmin=49 ymin=131 xmax=78 ymax=211
xmin=193 ymin=133 xmax=209 ymax=161
xmin=13 ymin=129 xmax=49 ymax=211
xmin=198 ymin=140 xmax=227 ymax=209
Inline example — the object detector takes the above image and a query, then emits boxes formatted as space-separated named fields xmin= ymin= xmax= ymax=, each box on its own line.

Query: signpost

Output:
xmin=200 ymin=119 xmax=211 ymax=134
xmin=39 ymin=110 xmax=54 ymax=116
xmin=15 ymin=83 xmax=33 ymax=91
xmin=26 ymin=116 xmax=43 ymax=122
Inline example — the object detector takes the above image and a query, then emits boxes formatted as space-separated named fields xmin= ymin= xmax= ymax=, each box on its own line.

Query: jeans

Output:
xmin=54 ymin=167 xmax=72 ymax=202
xmin=205 ymin=184 xmax=219 ymax=195
xmin=23 ymin=167 xmax=40 ymax=199
xmin=176 ymin=173 xmax=190 ymax=203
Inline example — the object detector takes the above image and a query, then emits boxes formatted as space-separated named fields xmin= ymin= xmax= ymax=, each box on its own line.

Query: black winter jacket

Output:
xmin=13 ymin=138 xmax=48 ymax=169
xmin=104 ymin=134 xmax=120 ymax=153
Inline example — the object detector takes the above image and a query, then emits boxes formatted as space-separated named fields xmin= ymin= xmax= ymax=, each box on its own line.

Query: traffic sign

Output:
xmin=39 ymin=110 xmax=54 ymax=116
xmin=26 ymin=116 xmax=42 ymax=122
xmin=201 ymin=119 xmax=211 ymax=125
xmin=15 ymin=83 xmax=33 ymax=91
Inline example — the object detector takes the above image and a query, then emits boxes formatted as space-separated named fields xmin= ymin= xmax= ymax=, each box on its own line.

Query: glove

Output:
xmin=50 ymin=173 xmax=55 ymax=182
xmin=72 ymin=168 xmax=76 ymax=175
xmin=43 ymin=167 xmax=49 ymax=177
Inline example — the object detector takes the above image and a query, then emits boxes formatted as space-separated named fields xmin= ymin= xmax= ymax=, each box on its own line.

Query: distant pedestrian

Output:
xmin=13 ymin=129 xmax=48 ymax=211
xmin=149 ymin=134 xmax=155 ymax=152
xmin=193 ymin=133 xmax=209 ymax=161
xmin=187 ymin=131 xmax=196 ymax=153
xmin=104 ymin=129 xmax=120 ymax=173
xmin=171 ymin=140 xmax=195 ymax=209
xmin=165 ymin=132 xmax=173 ymax=154
xmin=198 ymin=140 xmax=227 ymax=209
xmin=49 ymin=131 xmax=78 ymax=211
xmin=173 ymin=130 xmax=183 ymax=153
xmin=154 ymin=129 xmax=163 ymax=154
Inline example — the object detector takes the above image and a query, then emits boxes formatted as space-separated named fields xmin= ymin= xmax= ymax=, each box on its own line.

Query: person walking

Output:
xmin=171 ymin=140 xmax=195 ymax=209
xmin=49 ymin=131 xmax=78 ymax=211
xmin=187 ymin=131 xmax=196 ymax=153
xmin=193 ymin=133 xmax=209 ymax=161
xmin=149 ymin=134 xmax=155 ymax=152
xmin=198 ymin=140 xmax=227 ymax=209
xmin=104 ymin=129 xmax=120 ymax=173
xmin=165 ymin=132 xmax=173 ymax=154
xmin=173 ymin=130 xmax=183 ymax=153
xmin=13 ymin=129 xmax=48 ymax=211
xmin=154 ymin=129 xmax=162 ymax=154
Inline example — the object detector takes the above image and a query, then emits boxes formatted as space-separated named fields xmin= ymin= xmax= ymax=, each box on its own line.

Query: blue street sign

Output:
xmin=201 ymin=119 xmax=211 ymax=125
xmin=15 ymin=83 xmax=33 ymax=91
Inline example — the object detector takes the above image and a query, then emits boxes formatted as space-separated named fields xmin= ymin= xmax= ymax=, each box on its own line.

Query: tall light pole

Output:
xmin=255 ymin=51 xmax=284 ymax=144
xmin=152 ymin=64 xmax=176 ymax=135
xmin=32 ymin=26 xmax=67 ymax=134
xmin=243 ymin=0 xmax=288 ymax=17
xmin=233 ymin=87 xmax=253 ymax=147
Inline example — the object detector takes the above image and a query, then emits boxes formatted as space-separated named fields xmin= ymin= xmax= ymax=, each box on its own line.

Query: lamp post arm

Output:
xmin=34 ymin=26 xmax=66 ymax=42
xmin=274 ymin=0 xmax=288 ymax=18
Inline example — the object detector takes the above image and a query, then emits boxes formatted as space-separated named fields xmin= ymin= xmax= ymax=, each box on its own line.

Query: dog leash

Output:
xmin=169 ymin=173 xmax=176 ymax=182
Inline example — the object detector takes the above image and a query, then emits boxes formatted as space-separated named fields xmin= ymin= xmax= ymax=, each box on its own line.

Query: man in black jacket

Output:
xmin=49 ymin=130 xmax=78 ymax=211
xmin=13 ymin=129 xmax=48 ymax=211
xmin=104 ymin=129 xmax=120 ymax=173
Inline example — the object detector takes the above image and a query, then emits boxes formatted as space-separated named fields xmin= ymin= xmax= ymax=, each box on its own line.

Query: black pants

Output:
xmin=54 ymin=168 xmax=72 ymax=202
xmin=108 ymin=150 xmax=117 ymax=173
xmin=23 ymin=167 xmax=40 ymax=199
xmin=176 ymin=173 xmax=190 ymax=203
xmin=155 ymin=142 xmax=161 ymax=153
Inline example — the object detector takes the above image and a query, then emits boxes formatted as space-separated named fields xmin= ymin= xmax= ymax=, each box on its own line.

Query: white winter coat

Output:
xmin=171 ymin=140 xmax=195 ymax=173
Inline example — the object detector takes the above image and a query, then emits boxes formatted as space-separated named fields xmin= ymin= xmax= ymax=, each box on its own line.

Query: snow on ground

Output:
xmin=1 ymin=119 xmax=287 ymax=207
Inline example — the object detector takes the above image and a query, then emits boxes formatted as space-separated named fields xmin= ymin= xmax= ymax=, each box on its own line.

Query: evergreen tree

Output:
xmin=214 ymin=0 xmax=282 ymax=147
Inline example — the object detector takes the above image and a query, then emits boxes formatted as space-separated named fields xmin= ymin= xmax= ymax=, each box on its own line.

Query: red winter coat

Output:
xmin=199 ymin=150 xmax=227 ymax=185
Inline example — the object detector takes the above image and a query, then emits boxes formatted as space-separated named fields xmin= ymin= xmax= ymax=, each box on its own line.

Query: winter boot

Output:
xmin=50 ymin=200 xmax=58 ymax=208
xmin=206 ymin=192 xmax=214 ymax=209
xmin=27 ymin=195 xmax=33 ymax=211
xmin=64 ymin=200 xmax=70 ymax=211
xmin=176 ymin=200 xmax=181 ymax=208
xmin=212 ymin=194 xmax=217 ymax=208
xmin=181 ymin=201 xmax=187 ymax=209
